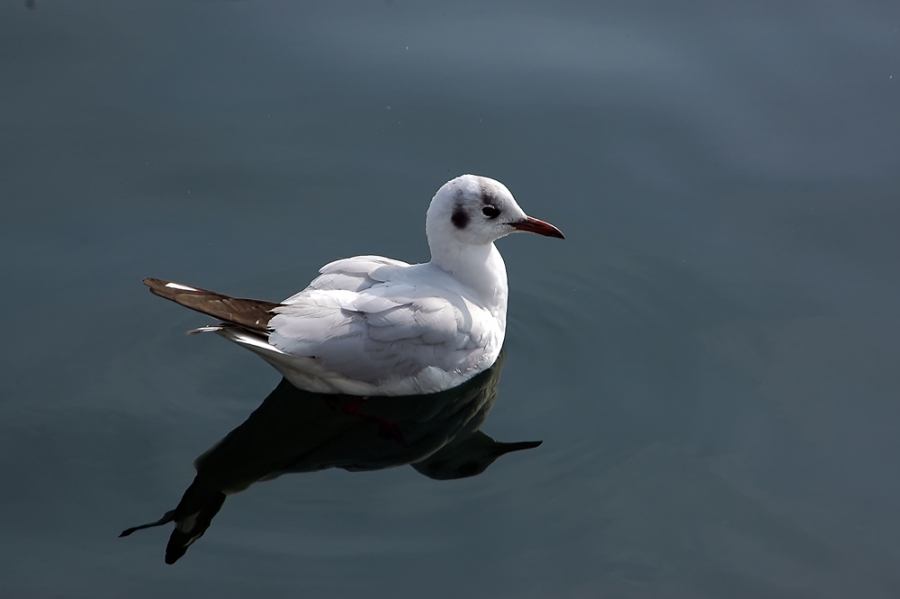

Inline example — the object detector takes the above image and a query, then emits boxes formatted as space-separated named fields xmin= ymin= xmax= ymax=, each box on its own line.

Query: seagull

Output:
xmin=144 ymin=174 xmax=564 ymax=395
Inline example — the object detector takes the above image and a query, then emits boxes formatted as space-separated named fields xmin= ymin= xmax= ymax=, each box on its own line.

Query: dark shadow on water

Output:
xmin=119 ymin=351 xmax=540 ymax=564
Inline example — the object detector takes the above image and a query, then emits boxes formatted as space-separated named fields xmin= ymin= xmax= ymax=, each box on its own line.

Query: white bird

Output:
xmin=144 ymin=174 xmax=564 ymax=395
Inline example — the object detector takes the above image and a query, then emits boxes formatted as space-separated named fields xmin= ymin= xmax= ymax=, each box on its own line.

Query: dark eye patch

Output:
xmin=482 ymin=206 xmax=501 ymax=219
xmin=452 ymin=206 xmax=469 ymax=229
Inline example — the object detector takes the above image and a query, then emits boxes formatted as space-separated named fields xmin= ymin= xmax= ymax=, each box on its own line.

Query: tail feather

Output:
xmin=143 ymin=278 xmax=281 ymax=333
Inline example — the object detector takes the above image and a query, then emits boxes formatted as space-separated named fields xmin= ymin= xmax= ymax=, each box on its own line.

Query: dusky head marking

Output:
xmin=451 ymin=204 xmax=470 ymax=229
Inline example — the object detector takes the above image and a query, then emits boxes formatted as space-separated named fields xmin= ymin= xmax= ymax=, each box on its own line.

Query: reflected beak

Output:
xmin=494 ymin=440 xmax=543 ymax=455
xmin=510 ymin=216 xmax=565 ymax=239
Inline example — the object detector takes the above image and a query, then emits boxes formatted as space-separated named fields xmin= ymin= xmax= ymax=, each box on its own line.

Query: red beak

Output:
xmin=510 ymin=216 xmax=565 ymax=239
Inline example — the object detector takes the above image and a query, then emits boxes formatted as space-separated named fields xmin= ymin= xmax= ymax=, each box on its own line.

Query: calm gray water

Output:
xmin=2 ymin=1 xmax=899 ymax=597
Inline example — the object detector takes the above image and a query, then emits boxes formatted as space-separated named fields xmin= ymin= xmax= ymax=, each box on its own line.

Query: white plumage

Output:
xmin=145 ymin=174 xmax=563 ymax=395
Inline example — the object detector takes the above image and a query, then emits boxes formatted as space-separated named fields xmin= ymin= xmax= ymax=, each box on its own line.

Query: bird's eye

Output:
xmin=482 ymin=206 xmax=500 ymax=219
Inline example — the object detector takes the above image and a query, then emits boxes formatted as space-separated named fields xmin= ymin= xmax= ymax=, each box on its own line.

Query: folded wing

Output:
xmin=269 ymin=281 xmax=483 ymax=385
xmin=144 ymin=255 xmax=498 ymax=391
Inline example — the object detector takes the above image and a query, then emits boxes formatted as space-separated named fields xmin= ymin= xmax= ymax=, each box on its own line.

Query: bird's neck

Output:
xmin=429 ymin=242 xmax=509 ymax=315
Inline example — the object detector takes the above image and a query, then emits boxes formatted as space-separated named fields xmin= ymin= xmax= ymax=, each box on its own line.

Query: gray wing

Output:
xmin=269 ymin=257 xmax=490 ymax=384
xmin=286 ymin=255 xmax=410 ymax=295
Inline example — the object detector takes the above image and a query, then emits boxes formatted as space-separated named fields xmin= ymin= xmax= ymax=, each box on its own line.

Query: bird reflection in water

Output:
xmin=120 ymin=352 xmax=540 ymax=564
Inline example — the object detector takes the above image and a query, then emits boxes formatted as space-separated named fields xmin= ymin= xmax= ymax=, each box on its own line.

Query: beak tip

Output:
xmin=513 ymin=216 xmax=566 ymax=239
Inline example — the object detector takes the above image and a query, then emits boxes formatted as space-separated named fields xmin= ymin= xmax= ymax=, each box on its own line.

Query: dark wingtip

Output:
xmin=142 ymin=277 xmax=171 ymax=295
xmin=140 ymin=278 xmax=278 ymax=332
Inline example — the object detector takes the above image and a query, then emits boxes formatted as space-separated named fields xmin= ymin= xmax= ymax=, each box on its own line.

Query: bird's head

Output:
xmin=426 ymin=175 xmax=564 ymax=249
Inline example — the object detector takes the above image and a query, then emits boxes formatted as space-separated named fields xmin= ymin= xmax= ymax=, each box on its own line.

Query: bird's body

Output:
xmin=144 ymin=175 xmax=563 ymax=395
xmin=220 ymin=253 xmax=506 ymax=395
